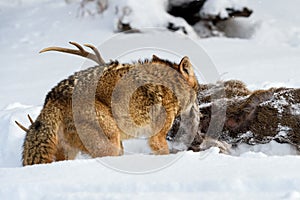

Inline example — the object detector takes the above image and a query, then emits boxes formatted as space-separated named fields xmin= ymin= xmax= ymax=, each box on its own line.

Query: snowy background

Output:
xmin=1 ymin=0 xmax=300 ymax=199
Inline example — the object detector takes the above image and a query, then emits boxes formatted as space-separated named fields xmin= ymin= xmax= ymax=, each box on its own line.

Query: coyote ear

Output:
xmin=179 ymin=56 xmax=193 ymax=77
xmin=152 ymin=54 xmax=160 ymax=61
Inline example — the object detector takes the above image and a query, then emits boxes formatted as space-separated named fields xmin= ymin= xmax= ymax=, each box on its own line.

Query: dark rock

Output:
xmin=167 ymin=22 xmax=188 ymax=34
xmin=168 ymin=0 xmax=253 ymax=37
xmin=168 ymin=0 xmax=206 ymax=25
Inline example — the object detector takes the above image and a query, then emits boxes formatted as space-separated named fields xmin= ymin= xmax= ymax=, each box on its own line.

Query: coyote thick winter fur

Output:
xmin=19 ymin=42 xmax=199 ymax=166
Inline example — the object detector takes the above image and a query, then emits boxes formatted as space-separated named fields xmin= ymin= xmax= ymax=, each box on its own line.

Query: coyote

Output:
xmin=17 ymin=42 xmax=199 ymax=166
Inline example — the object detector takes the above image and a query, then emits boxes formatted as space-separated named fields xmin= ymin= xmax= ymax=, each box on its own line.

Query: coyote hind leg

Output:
xmin=22 ymin=104 xmax=62 ymax=166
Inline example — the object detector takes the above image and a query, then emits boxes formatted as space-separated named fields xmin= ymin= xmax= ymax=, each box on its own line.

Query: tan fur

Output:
xmin=22 ymin=52 xmax=199 ymax=165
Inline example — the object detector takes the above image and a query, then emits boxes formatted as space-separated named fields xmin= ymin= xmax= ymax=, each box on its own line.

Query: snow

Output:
xmin=232 ymin=140 xmax=299 ymax=156
xmin=2 ymin=149 xmax=300 ymax=200
xmin=169 ymin=0 xmax=196 ymax=7
xmin=290 ymin=104 xmax=300 ymax=115
xmin=200 ymin=0 xmax=248 ymax=19
xmin=112 ymin=0 xmax=169 ymax=27
xmin=111 ymin=0 xmax=198 ymax=37
xmin=1 ymin=0 xmax=300 ymax=199
xmin=260 ymin=91 xmax=290 ymax=114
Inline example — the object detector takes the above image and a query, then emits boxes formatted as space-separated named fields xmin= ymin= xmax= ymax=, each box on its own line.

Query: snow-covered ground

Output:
xmin=1 ymin=0 xmax=300 ymax=199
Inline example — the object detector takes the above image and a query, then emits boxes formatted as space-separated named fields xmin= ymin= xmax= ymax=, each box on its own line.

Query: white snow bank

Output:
xmin=0 ymin=0 xmax=49 ymax=7
xmin=247 ymin=0 xmax=300 ymax=47
xmin=110 ymin=0 xmax=198 ymax=37
xmin=200 ymin=0 xmax=249 ymax=19
xmin=231 ymin=140 xmax=299 ymax=157
xmin=1 ymin=149 xmax=300 ymax=200
xmin=0 ymin=104 xmax=41 ymax=167
xmin=111 ymin=0 xmax=168 ymax=27
xmin=0 ymin=0 xmax=113 ymax=110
